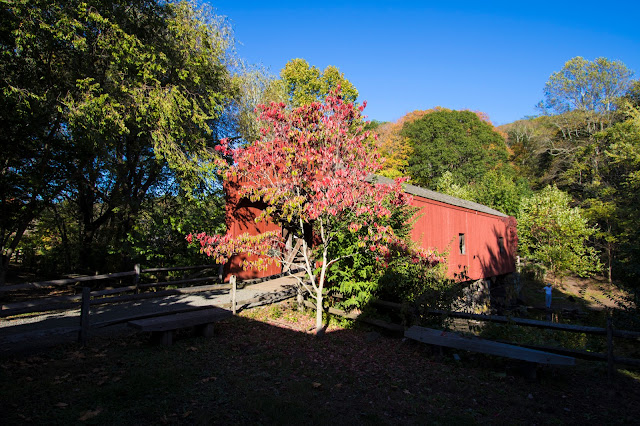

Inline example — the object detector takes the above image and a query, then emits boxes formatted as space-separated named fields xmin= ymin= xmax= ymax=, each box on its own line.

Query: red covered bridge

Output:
xmin=223 ymin=175 xmax=517 ymax=284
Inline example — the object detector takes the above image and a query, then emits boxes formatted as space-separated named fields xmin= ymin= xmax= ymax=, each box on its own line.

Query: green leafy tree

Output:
xmin=470 ymin=170 xmax=531 ymax=217
xmin=539 ymin=56 xmax=634 ymax=118
xmin=623 ymin=80 xmax=640 ymax=109
xmin=63 ymin=0 xmax=238 ymax=271
xmin=402 ymin=109 xmax=510 ymax=190
xmin=499 ymin=117 xmax=558 ymax=186
xmin=518 ymin=185 xmax=601 ymax=283
xmin=231 ymin=63 xmax=283 ymax=144
xmin=582 ymin=198 xmax=619 ymax=284
xmin=278 ymin=58 xmax=358 ymax=107
xmin=15 ymin=200 xmax=79 ymax=277
xmin=374 ymin=109 xmax=444 ymax=179
xmin=586 ymin=105 xmax=640 ymax=284
xmin=540 ymin=74 xmax=640 ymax=286
xmin=1 ymin=0 xmax=241 ymax=277
xmin=232 ymin=59 xmax=359 ymax=149
xmin=434 ymin=170 xmax=531 ymax=217
xmin=0 ymin=0 xmax=83 ymax=283
xmin=325 ymin=188 xmax=448 ymax=312
xmin=500 ymin=59 xmax=639 ymax=288
xmin=434 ymin=171 xmax=476 ymax=202
xmin=127 ymin=192 xmax=226 ymax=268
xmin=501 ymin=57 xmax=634 ymax=191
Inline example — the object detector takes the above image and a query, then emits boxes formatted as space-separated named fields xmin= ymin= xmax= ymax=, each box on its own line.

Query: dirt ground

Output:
xmin=556 ymin=275 xmax=627 ymax=309
xmin=1 ymin=302 xmax=639 ymax=425
xmin=520 ymin=272 xmax=630 ymax=312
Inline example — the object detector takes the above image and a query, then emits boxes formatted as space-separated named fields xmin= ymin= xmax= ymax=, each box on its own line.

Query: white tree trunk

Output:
xmin=315 ymin=291 xmax=324 ymax=336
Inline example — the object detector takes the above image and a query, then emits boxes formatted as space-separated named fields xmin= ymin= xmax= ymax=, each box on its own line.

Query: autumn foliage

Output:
xmin=376 ymin=107 xmax=505 ymax=178
xmin=189 ymin=91 xmax=442 ymax=333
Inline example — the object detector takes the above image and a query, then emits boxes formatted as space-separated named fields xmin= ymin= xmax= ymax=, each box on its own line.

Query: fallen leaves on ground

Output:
xmin=78 ymin=407 xmax=103 ymax=421
xmin=2 ymin=301 xmax=640 ymax=425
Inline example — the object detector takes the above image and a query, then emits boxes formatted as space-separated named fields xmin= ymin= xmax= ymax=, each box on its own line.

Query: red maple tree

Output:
xmin=190 ymin=91 xmax=441 ymax=334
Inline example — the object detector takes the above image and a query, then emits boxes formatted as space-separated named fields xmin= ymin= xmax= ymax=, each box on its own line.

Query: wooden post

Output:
xmin=134 ymin=264 xmax=141 ymax=293
xmin=297 ymin=284 xmax=304 ymax=311
xmin=607 ymin=314 xmax=615 ymax=383
xmin=78 ymin=287 xmax=90 ymax=346
xmin=230 ymin=275 xmax=237 ymax=315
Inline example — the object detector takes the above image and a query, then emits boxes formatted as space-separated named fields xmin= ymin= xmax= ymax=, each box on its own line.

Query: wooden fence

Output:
xmin=368 ymin=299 xmax=640 ymax=379
xmin=316 ymin=297 xmax=639 ymax=381
xmin=0 ymin=265 xmax=301 ymax=346
xmin=4 ymin=267 xmax=637 ymax=380
xmin=0 ymin=264 xmax=224 ymax=317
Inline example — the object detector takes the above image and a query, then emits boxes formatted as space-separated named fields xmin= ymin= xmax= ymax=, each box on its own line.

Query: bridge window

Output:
xmin=498 ymin=237 xmax=505 ymax=254
xmin=459 ymin=233 xmax=466 ymax=255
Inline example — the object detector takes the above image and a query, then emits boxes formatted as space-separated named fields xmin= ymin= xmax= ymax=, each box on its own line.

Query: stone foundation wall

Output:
xmin=452 ymin=279 xmax=491 ymax=313
xmin=489 ymin=272 xmax=522 ymax=308
xmin=452 ymin=272 xmax=522 ymax=313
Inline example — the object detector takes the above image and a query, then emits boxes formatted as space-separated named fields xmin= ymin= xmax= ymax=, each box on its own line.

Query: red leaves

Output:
xmin=226 ymin=90 xmax=386 ymax=224
xmin=189 ymin=88 xmax=442 ymax=280
xmin=357 ymin=223 xmax=444 ymax=269
xmin=348 ymin=222 xmax=361 ymax=233
xmin=188 ymin=231 xmax=282 ymax=271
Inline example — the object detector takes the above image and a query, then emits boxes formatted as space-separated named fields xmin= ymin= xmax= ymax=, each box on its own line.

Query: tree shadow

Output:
xmin=0 ymin=278 xmax=298 ymax=354
xmin=475 ymin=226 xmax=635 ymax=328
xmin=3 ymin=284 xmax=640 ymax=426
xmin=6 ymin=309 xmax=639 ymax=425
xmin=476 ymin=224 xmax=519 ymax=311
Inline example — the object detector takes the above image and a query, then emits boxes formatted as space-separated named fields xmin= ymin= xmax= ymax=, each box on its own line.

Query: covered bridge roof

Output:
xmin=368 ymin=175 xmax=509 ymax=218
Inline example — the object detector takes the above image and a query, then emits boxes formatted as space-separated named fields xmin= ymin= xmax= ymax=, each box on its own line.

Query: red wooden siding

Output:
xmin=223 ymin=176 xmax=517 ymax=282
xmin=223 ymin=179 xmax=282 ymax=281
xmin=409 ymin=195 xmax=517 ymax=281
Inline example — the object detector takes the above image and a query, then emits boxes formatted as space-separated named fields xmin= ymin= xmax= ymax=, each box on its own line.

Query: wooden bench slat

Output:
xmin=405 ymin=326 xmax=575 ymax=366
xmin=128 ymin=307 xmax=232 ymax=332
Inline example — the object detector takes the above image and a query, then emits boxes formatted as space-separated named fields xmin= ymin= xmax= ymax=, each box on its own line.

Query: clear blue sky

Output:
xmin=208 ymin=1 xmax=640 ymax=126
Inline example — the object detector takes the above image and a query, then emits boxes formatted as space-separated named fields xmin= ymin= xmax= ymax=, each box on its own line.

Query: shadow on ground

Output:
xmin=1 ymin=303 xmax=640 ymax=425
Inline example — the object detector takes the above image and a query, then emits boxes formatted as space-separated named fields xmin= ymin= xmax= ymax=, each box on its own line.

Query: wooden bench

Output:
xmin=128 ymin=307 xmax=232 ymax=346
xmin=405 ymin=325 xmax=575 ymax=367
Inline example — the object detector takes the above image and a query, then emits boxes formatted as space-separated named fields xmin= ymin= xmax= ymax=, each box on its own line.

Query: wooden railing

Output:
xmin=1 ymin=265 xmax=304 ymax=347
xmin=0 ymin=264 xmax=223 ymax=318
xmin=0 ymin=271 xmax=138 ymax=293
xmin=320 ymin=297 xmax=640 ymax=381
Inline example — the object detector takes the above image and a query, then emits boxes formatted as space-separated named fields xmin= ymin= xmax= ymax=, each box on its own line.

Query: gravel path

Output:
xmin=0 ymin=275 xmax=300 ymax=355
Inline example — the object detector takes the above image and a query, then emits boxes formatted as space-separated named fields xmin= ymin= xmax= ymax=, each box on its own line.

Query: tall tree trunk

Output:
xmin=607 ymin=244 xmax=613 ymax=284
xmin=606 ymin=223 xmax=613 ymax=285
xmin=0 ymin=213 xmax=36 ymax=285
xmin=0 ymin=254 xmax=8 ymax=286
xmin=52 ymin=204 xmax=71 ymax=272
xmin=78 ymin=205 xmax=95 ymax=272
xmin=315 ymin=248 xmax=329 ymax=337
xmin=315 ymin=291 xmax=324 ymax=337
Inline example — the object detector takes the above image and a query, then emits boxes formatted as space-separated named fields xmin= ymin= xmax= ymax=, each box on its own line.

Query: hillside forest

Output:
xmin=2 ymin=0 xmax=639 ymax=303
